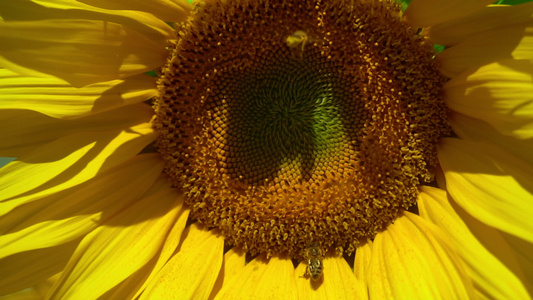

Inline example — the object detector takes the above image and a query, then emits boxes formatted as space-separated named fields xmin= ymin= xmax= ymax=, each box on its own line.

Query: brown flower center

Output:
xmin=153 ymin=0 xmax=450 ymax=258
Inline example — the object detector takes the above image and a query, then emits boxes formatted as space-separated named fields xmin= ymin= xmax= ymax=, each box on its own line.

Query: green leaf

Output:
xmin=495 ymin=0 xmax=533 ymax=5
xmin=0 ymin=157 xmax=16 ymax=168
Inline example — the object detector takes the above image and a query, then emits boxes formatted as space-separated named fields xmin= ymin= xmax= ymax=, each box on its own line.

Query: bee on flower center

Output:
xmin=285 ymin=30 xmax=312 ymax=58
xmin=304 ymin=243 xmax=324 ymax=281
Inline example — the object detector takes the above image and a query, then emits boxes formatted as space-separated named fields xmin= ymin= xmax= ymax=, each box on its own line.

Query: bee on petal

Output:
xmin=304 ymin=243 xmax=324 ymax=281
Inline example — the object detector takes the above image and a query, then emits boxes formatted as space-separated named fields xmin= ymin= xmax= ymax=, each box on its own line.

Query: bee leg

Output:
xmin=299 ymin=264 xmax=310 ymax=279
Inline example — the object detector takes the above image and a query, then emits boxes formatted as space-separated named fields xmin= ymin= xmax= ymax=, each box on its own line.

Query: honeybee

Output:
xmin=285 ymin=30 xmax=310 ymax=58
xmin=285 ymin=30 xmax=309 ymax=52
xmin=304 ymin=243 xmax=324 ymax=281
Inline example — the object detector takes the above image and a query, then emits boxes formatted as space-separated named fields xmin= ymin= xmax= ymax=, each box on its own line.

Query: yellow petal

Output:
xmin=438 ymin=138 xmax=533 ymax=244
xmin=0 ymin=19 xmax=167 ymax=87
xmin=208 ymin=247 xmax=246 ymax=300
xmin=1 ymin=0 xmax=174 ymax=38
xmin=0 ymin=240 xmax=79 ymax=295
xmin=450 ymin=112 xmax=533 ymax=165
xmin=418 ymin=186 xmax=531 ymax=300
xmin=499 ymin=233 xmax=533 ymax=294
xmin=353 ymin=241 xmax=372 ymax=284
xmin=97 ymin=266 xmax=148 ymax=300
xmin=0 ymin=103 xmax=153 ymax=157
xmin=0 ymin=154 xmax=163 ymax=258
xmin=0 ymin=0 xmax=174 ymax=83
xmin=0 ymin=69 xmax=156 ymax=119
xmin=220 ymin=247 xmax=247 ymax=285
xmin=79 ymin=0 xmax=193 ymax=22
xmin=434 ymin=164 xmax=448 ymax=191
xmin=140 ymin=224 xmax=224 ymax=300
xmin=428 ymin=3 xmax=533 ymax=46
xmin=295 ymin=256 xmax=365 ymax=300
xmin=213 ymin=255 xmax=298 ymax=300
xmin=47 ymin=182 xmax=183 ymax=299
xmin=431 ymin=187 xmax=533 ymax=297
xmin=102 ymin=203 xmax=190 ymax=299
xmin=444 ymin=59 xmax=533 ymax=139
xmin=368 ymin=212 xmax=475 ymax=300
xmin=437 ymin=28 xmax=533 ymax=78
xmin=131 ymin=207 xmax=190 ymax=299
xmin=0 ymin=121 xmax=157 ymax=215
xmin=404 ymin=0 xmax=493 ymax=28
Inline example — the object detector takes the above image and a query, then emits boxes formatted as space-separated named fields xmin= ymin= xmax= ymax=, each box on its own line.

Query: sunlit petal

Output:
xmin=295 ymin=255 xmax=366 ymax=300
xmin=438 ymin=138 xmax=533 ymax=243
xmin=208 ymin=247 xmax=246 ymax=300
xmin=436 ymin=187 xmax=533 ymax=296
xmin=0 ymin=19 xmax=167 ymax=87
xmin=78 ymin=0 xmax=193 ymax=22
xmin=0 ymin=154 xmax=163 ymax=258
xmin=47 ymin=180 xmax=183 ymax=299
xmin=0 ymin=241 xmax=79 ymax=295
xmin=213 ymin=256 xmax=298 ymax=300
xmin=437 ymin=28 xmax=533 ymax=78
xmin=353 ymin=240 xmax=372 ymax=289
xmin=0 ymin=0 xmax=174 ymax=39
xmin=0 ymin=122 xmax=157 ymax=215
xmin=131 ymin=207 xmax=190 ymax=299
xmin=444 ymin=59 xmax=533 ymax=139
xmin=450 ymin=113 xmax=533 ymax=165
xmin=0 ymin=103 xmax=154 ymax=157
xmin=0 ymin=69 xmax=156 ymax=119
xmin=419 ymin=186 xmax=531 ymax=299
xmin=368 ymin=212 xmax=475 ymax=299
xmin=140 ymin=224 xmax=224 ymax=300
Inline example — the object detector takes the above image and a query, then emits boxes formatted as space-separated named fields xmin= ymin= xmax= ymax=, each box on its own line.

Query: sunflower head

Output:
xmin=153 ymin=0 xmax=450 ymax=259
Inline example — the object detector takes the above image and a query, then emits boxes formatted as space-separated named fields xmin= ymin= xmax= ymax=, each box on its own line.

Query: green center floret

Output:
xmin=211 ymin=50 xmax=350 ymax=184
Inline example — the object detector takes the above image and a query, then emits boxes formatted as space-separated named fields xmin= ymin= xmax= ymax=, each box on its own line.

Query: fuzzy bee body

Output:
xmin=305 ymin=243 xmax=324 ymax=280
xmin=285 ymin=30 xmax=312 ymax=59
xmin=285 ymin=30 xmax=309 ymax=51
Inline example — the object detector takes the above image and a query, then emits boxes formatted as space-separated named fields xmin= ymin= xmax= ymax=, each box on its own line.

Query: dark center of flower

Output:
xmin=153 ymin=0 xmax=450 ymax=258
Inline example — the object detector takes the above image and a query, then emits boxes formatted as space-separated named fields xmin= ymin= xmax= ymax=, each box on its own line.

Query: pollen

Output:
xmin=153 ymin=0 xmax=450 ymax=258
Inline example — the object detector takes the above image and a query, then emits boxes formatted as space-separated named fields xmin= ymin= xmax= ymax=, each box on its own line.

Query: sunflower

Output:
xmin=1 ymin=0 xmax=532 ymax=298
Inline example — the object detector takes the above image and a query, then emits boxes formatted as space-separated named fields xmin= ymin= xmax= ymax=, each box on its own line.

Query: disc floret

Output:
xmin=154 ymin=0 xmax=450 ymax=258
